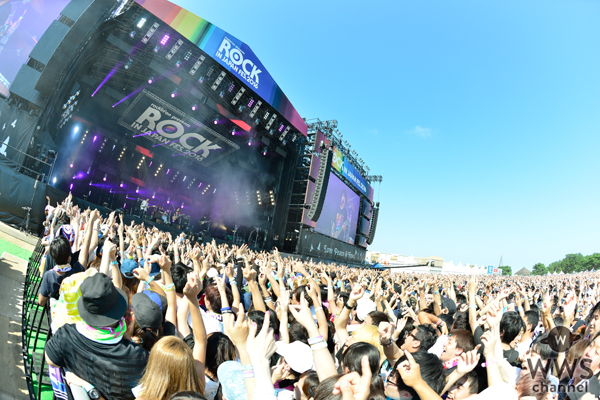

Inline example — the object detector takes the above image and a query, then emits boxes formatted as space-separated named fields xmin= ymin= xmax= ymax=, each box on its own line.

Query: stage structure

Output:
xmin=282 ymin=119 xmax=381 ymax=264
xmin=0 ymin=0 xmax=311 ymax=246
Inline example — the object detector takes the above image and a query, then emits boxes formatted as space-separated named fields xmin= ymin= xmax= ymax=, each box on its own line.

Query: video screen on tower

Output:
xmin=0 ymin=0 xmax=70 ymax=97
xmin=305 ymin=172 xmax=360 ymax=245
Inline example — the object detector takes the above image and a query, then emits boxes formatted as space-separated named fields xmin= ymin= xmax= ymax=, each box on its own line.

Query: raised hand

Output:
xmin=183 ymin=271 xmax=202 ymax=300
xmin=457 ymin=345 xmax=481 ymax=374
xmin=227 ymin=303 xmax=250 ymax=348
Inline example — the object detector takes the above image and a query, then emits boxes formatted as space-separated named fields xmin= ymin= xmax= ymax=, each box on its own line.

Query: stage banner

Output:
xmin=118 ymin=90 xmax=239 ymax=167
xmin=331 ymin=146 xmax=372 ymax=199
xmin=297 ymin=229 xmax=366 ymax=264
xmin=134 ymin=0 xmax=307 ymax=136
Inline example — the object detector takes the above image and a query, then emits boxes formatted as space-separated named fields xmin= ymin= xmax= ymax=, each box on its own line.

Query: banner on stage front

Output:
xmin=118 ymin=90 xmax=239 ymax=167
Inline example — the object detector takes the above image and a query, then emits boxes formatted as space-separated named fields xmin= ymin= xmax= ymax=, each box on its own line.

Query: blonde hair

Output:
xmin=139 ymin=336 xmax=204 ymax=400
xmin=351 ymin=324 xmax=385 ymax=365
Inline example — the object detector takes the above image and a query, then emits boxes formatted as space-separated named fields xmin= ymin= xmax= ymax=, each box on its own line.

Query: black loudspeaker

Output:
xmin=367 ymin=203 xmax=379 ymax=245
xmin=307 ymin=148 xmax=333 ymax=222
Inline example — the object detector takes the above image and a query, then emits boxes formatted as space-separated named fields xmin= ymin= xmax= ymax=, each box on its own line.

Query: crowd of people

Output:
xmin=36 ymin=193 xmax=600 ymax=400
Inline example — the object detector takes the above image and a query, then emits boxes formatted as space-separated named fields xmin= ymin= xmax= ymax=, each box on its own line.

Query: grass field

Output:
xmin=0 ymin=237 xmax=33 ymax=261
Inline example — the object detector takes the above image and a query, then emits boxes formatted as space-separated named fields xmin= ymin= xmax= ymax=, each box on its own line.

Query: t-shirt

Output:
xmin=40 ymin=261 xmax=85 ymax=300
xmin=204 ymin=376 xmax=219 ymax=400
xmin=45 ymin=324 xmax=149 ymax=400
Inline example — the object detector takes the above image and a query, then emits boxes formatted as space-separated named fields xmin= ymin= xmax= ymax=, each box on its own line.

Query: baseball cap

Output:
xmin=275 ymin=341 xmax=314 ymax=374
xmin=131 ymin=290 xmax=167 ymax=329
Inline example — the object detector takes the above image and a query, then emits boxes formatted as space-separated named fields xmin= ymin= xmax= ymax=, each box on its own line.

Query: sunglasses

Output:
xmin=385 ymin=377 xmax=399 ymax=388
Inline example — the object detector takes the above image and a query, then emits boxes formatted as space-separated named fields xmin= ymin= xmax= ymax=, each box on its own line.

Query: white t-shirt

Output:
xmin=204 ymin=377 xmax=219 ymax=400
xmin=187 ymin=307 xmax=224 ymax=335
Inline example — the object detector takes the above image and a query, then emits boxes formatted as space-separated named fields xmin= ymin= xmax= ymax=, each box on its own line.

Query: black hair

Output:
xmin=456 ymin=293 xmax=467 ymax=306
xmin=292 ymin=285 xmax=314 ymax=308
xmin=464 ymin=370 xmax=479 ymax=395
xmin=289 ymin=321 xmax=309 ymax=345
xmin=452 ymin=312 xmax=471 ymax=332
xmin=553 ymin=316 xmax=564 ymax=327
xmin=500 ymin=311 xmax=526 ymax=344
xmin=49 ymin=236 xmax=71 ymax=265
xmin=438 ymin=314 xmax=454 ymax=330
xmin=414 ymin=324 xmax=438 ymax=351
xmin=391 ymin=352 xmax=445 ymax=398
xmin=524 ymin=310 xmax=540 ymax=333
xmin=170 ymin=262 xmax=192 ymax=294
xmin=342 ymin=342 xmax=385 ymax=392
xmin=205 ymin=333 xmax=236 ymax=379
xmin=366 ymin=311 xmax=392 ymax=326
xmin=248 ymin=309 xmax=280 ymax=336
xmin=531 ymin=333 xmax=558 ymax=360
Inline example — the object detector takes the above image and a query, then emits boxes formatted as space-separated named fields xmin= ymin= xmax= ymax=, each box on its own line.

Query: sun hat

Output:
xmin=77 ymin=273 xmax=128 ymax=327
xmin=275 ymin=341 xmax=314 ymax=374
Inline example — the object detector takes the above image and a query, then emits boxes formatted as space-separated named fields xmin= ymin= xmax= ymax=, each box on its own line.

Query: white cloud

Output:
xmin=407 ymin=126 xmax=432 ymax=138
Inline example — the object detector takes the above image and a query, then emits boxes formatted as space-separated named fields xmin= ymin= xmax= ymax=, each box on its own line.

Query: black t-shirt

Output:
xmin=39 ymin=261 xmax=85 ymax=300
xmin=45 ymin=324 xmax=149 ymax=400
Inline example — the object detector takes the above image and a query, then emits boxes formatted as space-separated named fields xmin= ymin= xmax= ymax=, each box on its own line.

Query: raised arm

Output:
xmin=183 ymin=271 xmax=207 ymax=386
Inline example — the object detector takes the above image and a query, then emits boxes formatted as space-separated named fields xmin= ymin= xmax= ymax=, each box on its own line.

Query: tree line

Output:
xmin=530 ymin=253 xmax=600 ymax=275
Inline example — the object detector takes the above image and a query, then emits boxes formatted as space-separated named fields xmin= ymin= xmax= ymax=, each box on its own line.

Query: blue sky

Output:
xmin=174 ymin=0 xmax=600 ymax=270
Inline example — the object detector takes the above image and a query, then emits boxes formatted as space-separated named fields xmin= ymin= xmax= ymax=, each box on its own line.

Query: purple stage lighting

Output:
xmin=69 ymin=183 xmax=73 ymax=191
xmin=160 ymin=34 xmax=170 ymax=45
xmin=124 ymin=203 xmax=127 ymax=208
xmin=166 ymin=169 xmax=170 ymax=174
xmin=248 ymin=138 xmax=253 ymax=146
xmin=120 ymin=181 xmax=124 ymax=188
xmin=70 ymin=163 xmax=73 ymax=168
xmin=198 ymin=182 xmax=202 ymax=188
xmin=149 ymin=161 xmax=152 ymax=167
xmin=152 ymin=192 xmax=155 ymax=199
xmin=148 ymin=77 xmax=153 ymax=84
xmin=136 ymin=186 xmax=140 ymax=193
xmin=262 ymin=147 xmax=268 ymax=156
xmin=92 ymin=63 xmax=122 ymax=97
xmin=93 ymin=135 xmax=97 ymax=142
xmin=191 ymin=105 xmax=197 ymax=111
xmin=103 ymin=174 xmax=107 ymax=181
xmin=181 ymin=203 xmax=184 ymax=209
xmin=167 ymin=197 xmax=170 ymax=204
xmin=171 ymin=91 xmax=176 ymax=98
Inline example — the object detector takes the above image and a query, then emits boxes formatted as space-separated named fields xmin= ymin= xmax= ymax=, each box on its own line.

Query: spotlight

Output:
xmin=213 ymin=117 xmax=219 ymax=125
xmin=69 ymin=183 xmax=73 ymax=191
xmin=74 ymin=126 xmax=79 ymax=134
xmin=219 ymin=91 xmax=224 ymax=98
xmin=181 ymin=203 xmax=184 ymax=209
xmin=166 ymin=169 xmax=170 ymax=174
xmin=167 ymin=197 xmax=170 ymax=204
xmin=70 ymin=163 xmax=73 ymax=168
xmin=191 ymin=104 xmax=197 ymax=111
xmin=198 ymin=76 xmax=204 ymax=83
xmin=231 ymin=128 xmax=237 ymax=136
xmin=269 ymin=129 xmax=275 ymax=135
xmin=247 ymin=138 xmax=253 ymax=146
xmin=52 ymin=177 xmax=56 ymax=184
xmin=120 ymin=181 xmax=124 ymax=187
xmin=124 ymin=58 xmax=133 ymax=69
xmin=171 ymin=90 xmax=177 ymax=98
xmin=130 ymin=30 xmax=136 ymax=38
xmin=87 ymin=167 xmax=91 ymax=174
xmin=183 ymin=176 xmax=186 ymax=181
xmin=175 ymin=60 xmax=181 ymax=67
xmin=154 ymin=46 xmax=159 ymax=52
xmin=137 ymin=17 xmax=146 ymax=28
xmin=254 ymin=118 xmax=260 ymax=125
xmin=160 ymin=34 xmax=170 ymax=45
xmin=148 ymin=77 xmax=154 ymax=84
xmin=136 ymin=186 xmax=139 ymax=193
xmin=152 ymin=192 xmax=155 ymax=199
xmin=103 ymin=174 xmax=107 ymax=182
xmin=262 ymin=147 xmax=268 ymax=156
xmin=93 ymin=135 xmax=97 ymax=142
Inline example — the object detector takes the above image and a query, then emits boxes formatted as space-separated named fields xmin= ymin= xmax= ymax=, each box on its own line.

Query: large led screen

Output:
xmin=308 ymin=172 xmax=360 ymax=245
xmin=0 ymin=0 xmax=69 ymax=97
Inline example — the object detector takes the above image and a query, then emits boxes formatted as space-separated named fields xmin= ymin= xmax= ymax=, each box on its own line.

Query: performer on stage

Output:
xmin=140 ymin=198 xmax=149 ymax=217
xmin=172 ymin=207 xmax=181 ymax=225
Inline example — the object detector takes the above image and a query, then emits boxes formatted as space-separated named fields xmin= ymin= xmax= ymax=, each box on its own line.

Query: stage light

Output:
xmin=124 ymin=58 xmax=133 ymax=69
xmin=181 ymin=203 xmax=184 ymax=209
xmin=160 ymin=34 xmax=170 ymax=45
xmin=89 ymin=181 xmax=92 ymax=186
xmin=70 ymin=163 xmax=73 ymax=168
xmin=120 ymin=181 xmax=124 ymax=187
xmin=282 ymin=139 xmax=287 ymax=145
xmin=93 ymin=135 xmax=97 ymax=142
xmin=166 ymin=169 xmax=170 ymax=174
xmin=52 ymin=177 xmax=56 ymax=184
xmin=74 ymin=126 xmax=79 ymax=134
xmin=198 ymin=76 xmax=204 ymax=83
xmin=231 ymin=129 xmax=237 ymax=136
xmin=191 ymin=104 xmax=197 ymax=111
xmin=154 ymin=46 xmax=159 ymax=53
xmin=149 ymin=161 xmax=152 ymax=167
xmin=136 ymin=186 xmax=139 ymax=193
xmin=237 ymin=105 xmax=244 ymax=113
xmin=247 ymin=138 xmax=253 ymax=146
xmin=137 ymin=17 xmax=146 ymax=28
xmin=129 ymin=30 xmax=136 ymax=38
xmin=167 ymin=197 xmax=170 ymax=204
xmin=213 ymin=117 xmax=219 ymax=125
xmin=152 ymin=192 xmax=155 ymax=199
xmin=175 ymin=60 xmax=181 ymax=67
xmin=148 ymin=77 xmax=154 ymax=84
xmin=124 ymin=203 xmax=126 ymax=208
xmin=171 ymin=90 xmax=177 ymax=98
xmin=254 ymin=118 xmax=260 ymax=125
xmin=219 ymin=91 xmax=224 ymax=98
xmin=69 ymin=183 xmax=73 ymax=191
xmin=269 ymin=129 xmax=275 ymax=135
xmin=184 ymin=50 xmax=192 ymax=61
xmin=87 ymin=167 xmax=91 ymax=174
xmin=198 ymin=182 xmax=202 ymax=188
xmin=183 ymin=176 xmax=186 ymax=181
xmin=103 ymin=174 xmax=107 ymax=182
xmin=262 ymin=147 xmax=268 ymax=156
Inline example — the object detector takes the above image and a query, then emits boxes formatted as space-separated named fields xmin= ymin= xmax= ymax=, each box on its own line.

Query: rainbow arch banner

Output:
xmin=134 ymin=0 xmax=307 ymax=136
